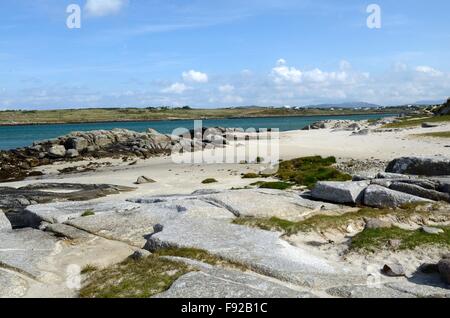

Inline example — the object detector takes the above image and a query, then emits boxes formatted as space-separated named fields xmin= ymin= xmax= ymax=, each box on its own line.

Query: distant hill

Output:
xmin=304 ymin=102 xmax=381 ymax=109
xmin=412 ymin=99 xmax=446 ymax=106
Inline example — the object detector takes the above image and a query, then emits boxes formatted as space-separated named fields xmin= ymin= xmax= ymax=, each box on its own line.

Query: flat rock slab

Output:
xmin=385 ymin=281 xmax=450 ymax=298
xmin=202 ymin=189 xmax=341 ymax=220
xmin=44 ymin=223 xmax=92 ymax=240
xmin=311 ymin=181 xmax=368 ymax=204
xmin=135 ymin=189 xmax=342 ymax=221
xmin=26 ymin=201 xmax=143 ymax=224
xmin=326 ymin=285 xmax=416 ymax=298
xmin=364 ymin=185 xmax=432 ymax=208
xmin=0 ymin=270 xmax=29 ymax=298
xmin=66 ymin=209 xmax=161 ymax=247
xmin=155 ymin=269 xmax=315 ymax=298
xmin=147 ymin=216 xmax=365 ymax=288
xmin=0 ymin=229 xmax=58 ymax=278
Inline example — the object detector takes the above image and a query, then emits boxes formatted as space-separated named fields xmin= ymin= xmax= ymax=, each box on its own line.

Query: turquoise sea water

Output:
xmin=0 ymin=113 xmax=395 ymax=150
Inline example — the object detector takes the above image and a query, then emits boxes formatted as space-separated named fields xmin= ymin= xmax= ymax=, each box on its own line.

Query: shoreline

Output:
xmin=0 ymin=111 xmax=398 ymax=127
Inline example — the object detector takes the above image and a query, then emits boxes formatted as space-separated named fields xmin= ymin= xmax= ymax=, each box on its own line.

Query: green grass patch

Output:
xmin=384 ymin=115 xmax=450 ymax=128
xmin=413 ymin=131 xmax=450 ymax=138
xmin=201 ymin=178 xmax=218 ymax=184
xmin=81 ymin=264 xmax=98 ymax=274
xmin=81 ymin=209 xmax=95 ymax=217
xmin=351 ymin=226 xmax=450 ymax=253
xmin=276 ymin=156 xmax=352 ymax=189
xmin=242 ymin=173 xmax=260 ymax=179
xmin=253 ymin=181 xmax=293 ymax=190
xmin=154 ymin=247 xmax=248 ymax=271
xmin=233 ymin=205 xmax=434 ymax=236
xmin=79 ymin=255 xmax=191 ymax=298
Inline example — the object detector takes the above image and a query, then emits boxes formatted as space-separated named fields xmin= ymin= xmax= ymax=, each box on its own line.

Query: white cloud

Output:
xmin=162 ymin=82 xmax=189 ymax=94
xmin=415 ymin=66 xmax=443 ymax=76
xmin=272 ymin=62 xmax=302 ymax=84
xmin=85 ymin=0 xmax=127 ymax=17
xmin=182 ymin=70 xmax=209 ymax=83
xmin=219 ymin=84 xmax=235 ymax=93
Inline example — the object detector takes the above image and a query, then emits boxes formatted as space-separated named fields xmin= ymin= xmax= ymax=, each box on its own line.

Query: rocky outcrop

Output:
xmin=389 ymin=182 xmax=450 ymax=202
xmin=386 ymin=157 xmax=450 ymax=176
xmin=0 ymin=127 xmax=228 ymax=182
xmin=433 ymin=98 xmax=450 ymax=116
xmin=310 ymin=181 xmax=368 ymax=204
xmin=363 ymin=185 xmax=432 ymax=208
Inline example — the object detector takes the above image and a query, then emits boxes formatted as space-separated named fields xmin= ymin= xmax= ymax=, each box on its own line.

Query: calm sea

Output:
xmin=0 ymin=113 xmax=394 ymax=150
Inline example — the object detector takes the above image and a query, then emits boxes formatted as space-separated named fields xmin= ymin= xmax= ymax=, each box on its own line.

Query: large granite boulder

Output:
xmin=48 ymin=145 xmax=66 ymax=158
xmin=386 ymin=157 xmax=450 ymax=176
xmin=310 ymin=181 xmax=369 ymax=204
xmin=389 ymin=182 xmax=450 ymax=202
xmin=363 ymin=185 xmax=432 ymax=208
xmin=438 ymin=258 xmax=450 ymax=284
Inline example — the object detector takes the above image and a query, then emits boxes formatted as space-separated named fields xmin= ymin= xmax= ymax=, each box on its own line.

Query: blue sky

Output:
xmin=0 ymin=0 xmax=449 ymax=109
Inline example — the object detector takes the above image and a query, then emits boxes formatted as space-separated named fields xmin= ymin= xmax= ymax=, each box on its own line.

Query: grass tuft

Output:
xmin=276 ymin=156 xmax=351 ymax=189
xmin=413 ymin=131 xmax=450 ymax=139
xmin=79 ymin=255 xmax=191 ymax=298
xmin=201 ymin=178 xmax=218 ymax=184
xmin=350 ymin=226 xmax=450 ymax=253
xmin=81 ymin=209 xmax=95 ymax=217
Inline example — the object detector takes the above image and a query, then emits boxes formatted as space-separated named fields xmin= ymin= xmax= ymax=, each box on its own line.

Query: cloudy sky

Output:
xmin=0 ymin=0 xmax=449 ymax=109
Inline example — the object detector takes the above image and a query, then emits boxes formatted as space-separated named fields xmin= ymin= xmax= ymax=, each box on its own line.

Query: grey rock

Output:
xmin=382 ymin=263 xmax=406 ymax=277
xmin=48 ymin=145 xmax=66 ymax=158
xmin=0 ymin=270 xmax=29 ymax=298
xmin=146 ymin=215 xmax=366 ymax=288
xmin=129 ymin=249 xmax=151 ymax=260
xmin=363 ymin=185 xmax=432 ymax=208
xmin=438 ymin=258 xmax=450 ymax=284
xmin=352 ymin=129 xmax=370 ymax=136
xmin=0 ymin=229 xmax=58 ymax=278
xmin=365 ymin=218 xmax=392 ymax=230
xmin=421 ymin=226 xmax=444 ymax=235
xmin=65 ymin=149 xmax=80 ymax=158
xmin=135 ymin=176 xmax=156 ymax=185
xmin=386 ymin=156 xmax=450 ymax=176
xmin=0 ymin=210 xmax=12 ymax=231
xmin=311 ymin=181 xmax=369 ymax=204
xmin=388 ymin=239 xmax=402 ymax=249
xmin=326 ymin=285 xmax=415 ymax=298
xmin=389 ymin=182 xmax=449 ymax=202
xmin=419 ymin=263 xmax=440 ymax=274
xmin=65 ymin=137 xmax=88 ymax=151
xmin=422 ymin=122 xmax=439 ymax=128
xmin=385 ymin=281 xmax=450 ymax=298
xmin=154 ymin=264 xmax=316 ymax=298
xmin=45 ymin=223 xmax=91 ymax=240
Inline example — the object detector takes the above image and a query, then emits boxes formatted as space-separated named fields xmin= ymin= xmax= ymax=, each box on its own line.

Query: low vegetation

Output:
xmin=413 ymin=131 xmax=450 ymax=138
xmin=242 ymin=173 xmax=260 ymax=179
xmin=79 ymin=247 xmax=252 ymax=298
xmin=79 ymin=255 xmax=191 ymax=298
xmin=81 ymin=209 xmax=95 ymax=217
xmin=154 ymin=247 xmax=248 ymax=271
xmin=0 ymin=107 xmax=398 ymax=125
xmin=251 ymin=181 xmax=293 ymax=190
xmin=350 ymin=226 xmax=450 ymax=252
xmin=202 ymin=178 xmax=218 ymax=184
xmin=232 ymin=205 xmax=435 ymax=236
xmin=276 ymin=156 xmax=352 ymax=189
xmin=81 ymin=264 xmax=98 ymax=274
xmin=384 ymin=115 xmax=450 ymax=128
